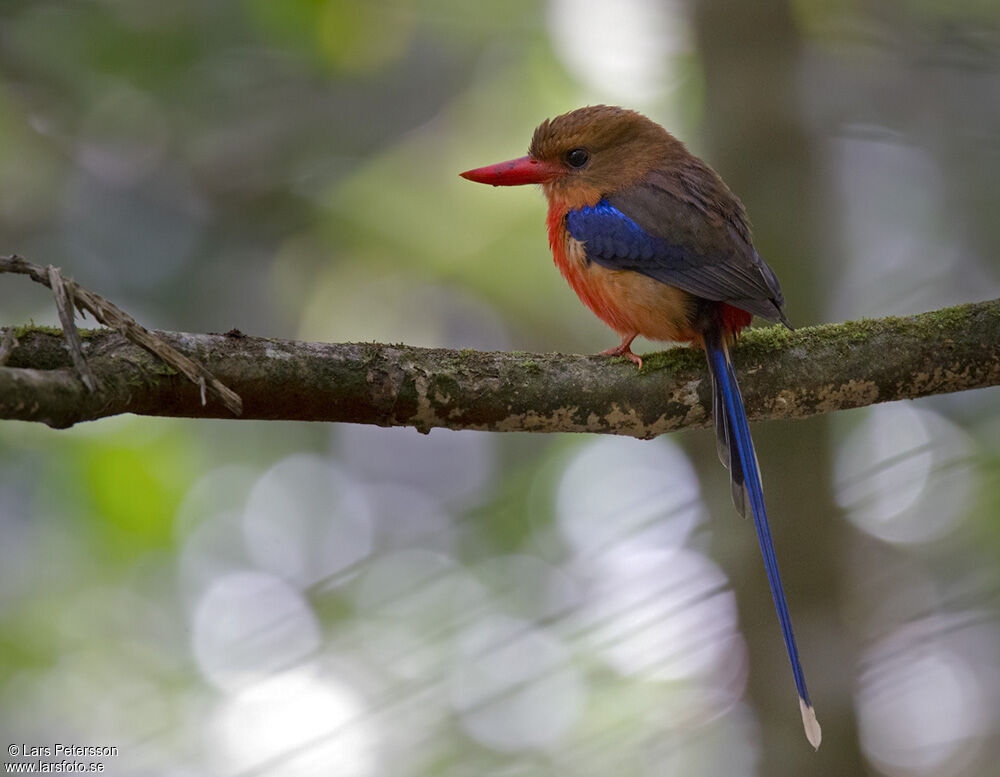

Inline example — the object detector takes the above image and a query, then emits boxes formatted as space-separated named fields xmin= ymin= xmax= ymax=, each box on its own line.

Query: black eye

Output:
xmin=565 ymin=148 xmax=589 ymax=168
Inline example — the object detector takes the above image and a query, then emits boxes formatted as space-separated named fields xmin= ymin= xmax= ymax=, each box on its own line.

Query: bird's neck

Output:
xmin=545 ymin=199 xmax=567 ymax=261
xmin=542 ymin=181 xmax=603 ymax=211
xmin=543 ymin=189 xmax=602 ymax=253
xmin=544 ymin=196 xmax=582 ymax=279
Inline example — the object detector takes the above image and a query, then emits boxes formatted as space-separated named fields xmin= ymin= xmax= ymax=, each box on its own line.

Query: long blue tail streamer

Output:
xmin=705 ymin=335 xmax=811 ymax=709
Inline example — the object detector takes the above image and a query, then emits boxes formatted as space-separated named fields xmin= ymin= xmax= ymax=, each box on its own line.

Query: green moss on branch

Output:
xmin=2 ymin=298 xmax=999 ymax=431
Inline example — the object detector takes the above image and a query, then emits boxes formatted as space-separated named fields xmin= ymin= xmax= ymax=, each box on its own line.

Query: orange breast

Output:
xmin=546 ymin=201 xmax=698 ymax=343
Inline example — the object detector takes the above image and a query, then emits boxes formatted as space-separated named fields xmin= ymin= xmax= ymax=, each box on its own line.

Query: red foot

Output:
xmin=600 ymin=335 xmax=643 ymax=370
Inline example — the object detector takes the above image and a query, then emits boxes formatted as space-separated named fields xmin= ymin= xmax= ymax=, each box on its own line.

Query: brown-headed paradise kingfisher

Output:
xmin=461 ymin=105 xmax=821 ymax=749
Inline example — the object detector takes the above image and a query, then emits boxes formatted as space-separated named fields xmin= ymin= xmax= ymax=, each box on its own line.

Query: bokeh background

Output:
xmin=2 ymin=1 xmax=1000 ymax=775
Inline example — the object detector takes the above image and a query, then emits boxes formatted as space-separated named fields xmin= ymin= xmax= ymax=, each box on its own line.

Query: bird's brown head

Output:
xmin=460 ymin=105 xmax=683 ymax=207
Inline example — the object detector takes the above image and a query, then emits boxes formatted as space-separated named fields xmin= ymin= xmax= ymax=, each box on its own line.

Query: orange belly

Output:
xmin=547 ymin=206 xmax=698 ymax=343
xmin=563 ymin=238 xmax=698 ymax=341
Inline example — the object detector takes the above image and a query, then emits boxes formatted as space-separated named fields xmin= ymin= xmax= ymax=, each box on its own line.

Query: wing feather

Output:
xmin=565 ymin=166 xmax=788 ymax=324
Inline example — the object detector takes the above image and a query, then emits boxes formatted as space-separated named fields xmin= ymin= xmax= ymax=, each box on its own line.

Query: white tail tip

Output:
xmin=800 ymin=697 xmax=822 ymax=750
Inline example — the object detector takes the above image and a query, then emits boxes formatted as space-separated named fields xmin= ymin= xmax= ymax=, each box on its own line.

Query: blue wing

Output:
xmin=566 ymin=201 xmax=679 ymax=265
xmin=565 ymin=175 xmax=788 ymax=324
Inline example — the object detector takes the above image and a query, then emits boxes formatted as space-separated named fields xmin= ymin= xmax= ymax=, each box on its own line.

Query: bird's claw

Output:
xmin=600 ymin=343 xmax=643 ymax=370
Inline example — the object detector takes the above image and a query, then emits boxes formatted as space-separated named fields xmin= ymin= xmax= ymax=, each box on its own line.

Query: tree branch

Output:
xmin=2 ymin=299 xmax=998 ymax=433
xmin=0 ymin=255 xmax=242 ymax=415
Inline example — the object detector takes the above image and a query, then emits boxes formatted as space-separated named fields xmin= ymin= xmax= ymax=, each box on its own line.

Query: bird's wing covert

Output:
xmin=566 ymin=171 xmax=787 ymax=322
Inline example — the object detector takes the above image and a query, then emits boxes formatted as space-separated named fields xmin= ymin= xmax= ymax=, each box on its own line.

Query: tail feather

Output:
xmin=705 ymin=330 xmax=821 ymax=750
xmin=710 ymin=368 xmax=731 ymax=471
xmin=711 ymin=367 xmax=747 ymax=517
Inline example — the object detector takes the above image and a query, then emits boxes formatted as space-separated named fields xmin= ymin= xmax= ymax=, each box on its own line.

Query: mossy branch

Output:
xmin=1 ymin=299 xmax=998 ymax=432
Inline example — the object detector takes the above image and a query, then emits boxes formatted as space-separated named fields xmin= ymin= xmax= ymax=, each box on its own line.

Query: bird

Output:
xmin=460 ymin=105 xmax=821 ymax=749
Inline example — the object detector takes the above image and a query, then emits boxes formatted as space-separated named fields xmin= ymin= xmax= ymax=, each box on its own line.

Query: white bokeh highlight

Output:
xmin=556 ymin=436 xmax=704 ymax=558
xmin=577 ymin=547 xmax=742 ymax=687
xmin=210 ymin=665 xmax=374 ymax=777
xmin=192 ymin=571 xmax=321 ymax=690
xmin=834 ymin=403 xmax=973 ymax=544
xmin=176 ymin=466 xmax=259 ymax=606
xmin=450 ymin=615 xmax=586 ymax=752
xmin=857 ymin=618 xmax=993 ymax=777
xmin=547 ymin=0 xmax=689 ymax=105
xmin=639 ymin=703 xmax=759 ymax=777
xmin=364 ymin=482 xmax=455 ymax=555
xmin=472 ymin=554 xmax=581 ymax=622
xmin=829 ymin=137 xmax=999 ymax=321
xmin=174 ymin=465 xmax=258 ymax=538
xmin=243 ymin=454 xmax=374 ymax=587
xmin=354 ymin=549 xmax=487 ymax=679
